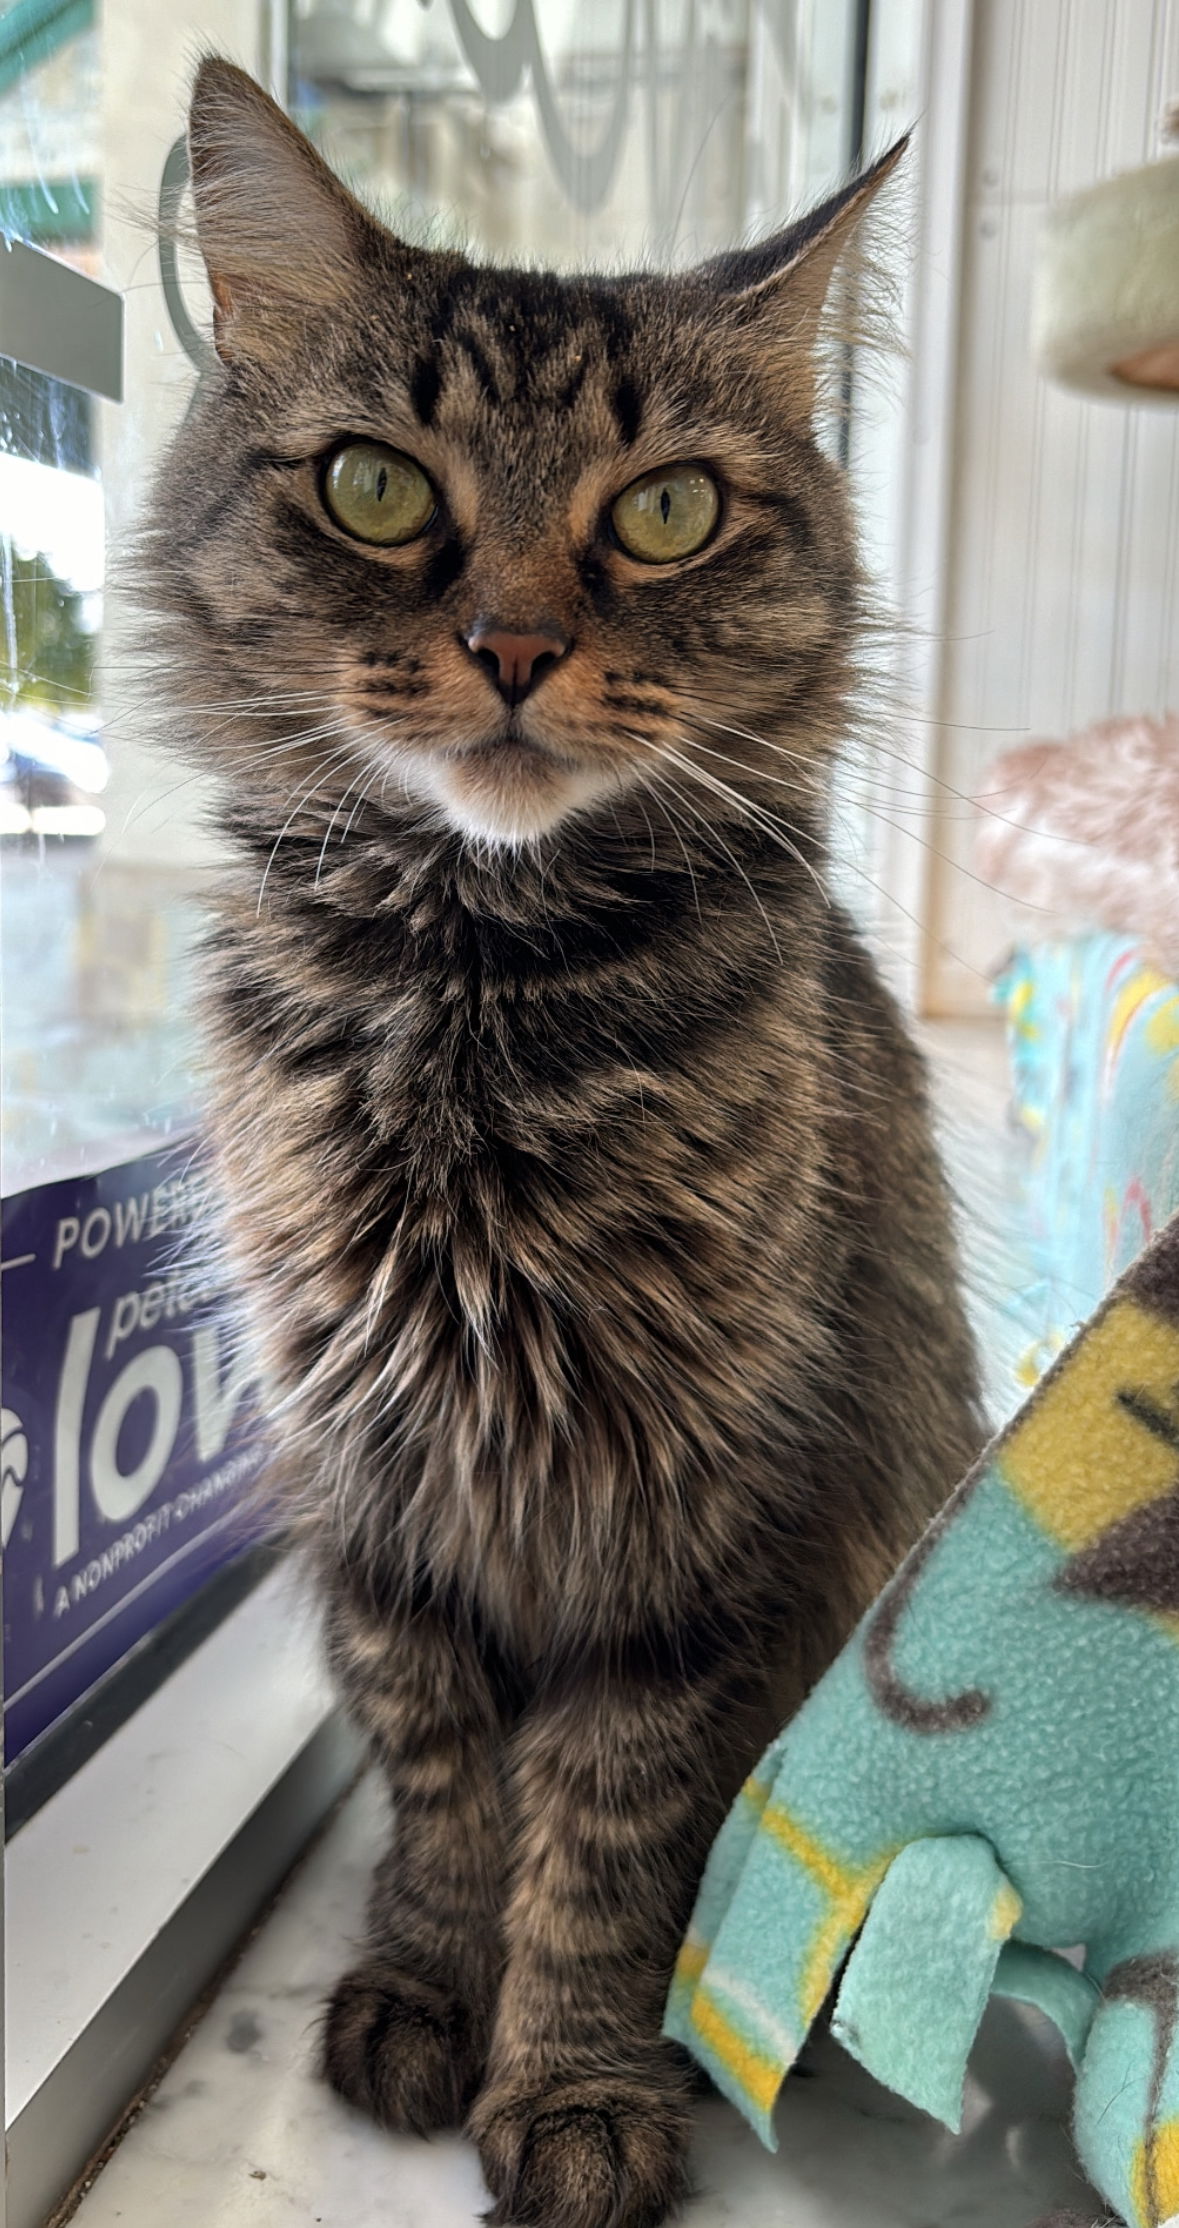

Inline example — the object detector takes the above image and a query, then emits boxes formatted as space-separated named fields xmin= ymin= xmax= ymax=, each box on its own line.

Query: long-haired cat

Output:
xmin=141 ymin=60 xmax=982 ymax=2228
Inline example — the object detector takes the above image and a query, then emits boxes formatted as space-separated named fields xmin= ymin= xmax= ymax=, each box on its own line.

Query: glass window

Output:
xmin=1 ymin=0 xmax=277 ymax=1789
xmin=290 ymin=0 xmax=861 ymax=269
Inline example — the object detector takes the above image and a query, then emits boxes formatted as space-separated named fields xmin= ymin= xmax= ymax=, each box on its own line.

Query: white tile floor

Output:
xmin=71 ymin=1776 xmax=1101 ymax=2228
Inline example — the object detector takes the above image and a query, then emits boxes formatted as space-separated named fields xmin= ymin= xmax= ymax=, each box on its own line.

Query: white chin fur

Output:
xmin=406 ymin=751 xmax=618 ymax=849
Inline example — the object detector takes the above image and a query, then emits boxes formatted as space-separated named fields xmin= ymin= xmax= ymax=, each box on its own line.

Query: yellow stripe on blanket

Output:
xmin=1131 ymin=2116 xmax=1179 ymax=2228
xmin=1002 ymin=1299 xmax=1179 ymax=1552
xmin=761 ymin=1803 xmax=890 ymax=2024
xmin=761 ymin=1803 xmax=864 ymax=1904
xmin=689 ymin=1989 xmax=784 ymax=2116
xmin=989 ymin=1881 xmax=1023 ymax=1940
xmin=671 ymin=1935 xmax=710 ymax=1993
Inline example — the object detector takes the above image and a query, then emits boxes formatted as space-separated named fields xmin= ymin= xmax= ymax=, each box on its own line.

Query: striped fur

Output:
xmin=137 ymin=61 xmax=982 ymax=2227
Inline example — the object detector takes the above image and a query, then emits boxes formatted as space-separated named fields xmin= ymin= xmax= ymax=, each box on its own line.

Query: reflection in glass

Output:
xmin=0 ymin=17 xmax=202 ymax=1194
xmin=291 ymin=0 xmax=855 ymax=270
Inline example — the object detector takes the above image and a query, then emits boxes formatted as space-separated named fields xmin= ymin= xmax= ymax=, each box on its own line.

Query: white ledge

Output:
xmin=6 ymin=1560 xmax=359 ymax=2228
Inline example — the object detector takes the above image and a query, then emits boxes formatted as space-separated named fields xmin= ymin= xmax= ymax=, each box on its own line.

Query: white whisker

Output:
xmin=256 ymin=740 xmax=366 ymax=916
xmin=646 ymin=782 xmax=704 ymax=928
xmin=653 ymin=770 xmax=784 ymax=965
xmin=652 ymin=737 xmax=831 ymax=906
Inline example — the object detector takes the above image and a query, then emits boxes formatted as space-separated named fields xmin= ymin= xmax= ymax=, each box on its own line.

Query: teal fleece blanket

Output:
xmin=666 ymin=1211 xmax=1179 ymax=2228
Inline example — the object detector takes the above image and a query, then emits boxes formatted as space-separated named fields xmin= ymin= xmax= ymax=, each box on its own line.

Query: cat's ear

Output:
xmin=187 ymin=57 xmax=384 ymax=365
xmin=701 ymin=136 xmax=909 ymax=418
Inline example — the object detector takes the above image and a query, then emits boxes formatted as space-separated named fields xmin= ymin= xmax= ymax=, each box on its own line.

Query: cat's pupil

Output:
xmin=376 ymin=467 xmax=388 ymax=502
xmin=660 ymin=487 xmax=671 ymax=524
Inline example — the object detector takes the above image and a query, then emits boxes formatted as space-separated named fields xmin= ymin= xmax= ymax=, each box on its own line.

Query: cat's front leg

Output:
xmin=472 ymin=1652 xmax=751 ymax=2228
xmin=320 ymin=1580 xmax=509 ymax=2134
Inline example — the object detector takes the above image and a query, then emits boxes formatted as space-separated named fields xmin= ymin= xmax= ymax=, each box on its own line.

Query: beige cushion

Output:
xmin=1032 ymin=154 xmax=1179 ymax=404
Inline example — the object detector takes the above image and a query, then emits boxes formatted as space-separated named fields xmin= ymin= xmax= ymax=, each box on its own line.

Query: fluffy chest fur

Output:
xmin=208 ymin=818 xmax=877 ymax=1658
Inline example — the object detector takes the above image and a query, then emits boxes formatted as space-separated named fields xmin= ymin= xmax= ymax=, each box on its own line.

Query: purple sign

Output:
xmin=2 ymin=1137 xmax=269 ymax=1763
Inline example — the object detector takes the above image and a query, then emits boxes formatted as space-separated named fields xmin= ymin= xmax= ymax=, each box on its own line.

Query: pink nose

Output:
xmin=465 ymin=623 xmax=570 ymax=709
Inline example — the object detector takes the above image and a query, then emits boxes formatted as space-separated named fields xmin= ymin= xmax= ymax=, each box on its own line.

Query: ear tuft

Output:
xmin=698 ymin=133 xmax=909 ymax=419
xmin=707 ymin=135 xmax=909 ymax=297
xmin=187 ymin=56 xmax=380 ymax=364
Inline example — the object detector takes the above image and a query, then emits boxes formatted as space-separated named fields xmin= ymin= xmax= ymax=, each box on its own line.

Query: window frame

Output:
xmin=0 ymin=139 xmax=349 ymax=2228
xmin=4 ymin=1565 xmax=358 ymax=2228
xmin=837 ymin=0 xmax=976 ymax=1011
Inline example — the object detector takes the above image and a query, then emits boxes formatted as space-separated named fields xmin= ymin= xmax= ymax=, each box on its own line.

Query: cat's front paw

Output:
xmin=322 ymin=1959 xmax=487 ymax=2135
xmin=471 ymin=2074 xmax=691 ymax=2228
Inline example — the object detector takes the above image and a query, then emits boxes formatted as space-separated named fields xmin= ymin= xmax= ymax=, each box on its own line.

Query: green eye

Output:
xmin=323 ymin=441 xmax=435 ymax=545
xmin=611 ymin=464 xmax=720 ymax=563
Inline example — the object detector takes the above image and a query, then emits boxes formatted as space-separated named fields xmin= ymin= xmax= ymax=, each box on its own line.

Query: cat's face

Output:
xmin=146 ymin=63 xmax=897 ymax=851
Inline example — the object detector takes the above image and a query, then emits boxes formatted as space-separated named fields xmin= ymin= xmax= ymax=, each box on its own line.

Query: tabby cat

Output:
xmin=142 ymin=59 xmax=982 ymax=2228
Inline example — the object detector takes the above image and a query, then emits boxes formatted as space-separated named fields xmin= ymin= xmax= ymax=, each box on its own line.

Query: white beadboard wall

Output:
xmin=922 ymin=0 xmax=1179 ymax=1015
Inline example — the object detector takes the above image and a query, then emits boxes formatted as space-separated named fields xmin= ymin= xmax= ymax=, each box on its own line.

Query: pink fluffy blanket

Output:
xmin=973 ymin=711 xmax=1179 ymax=971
